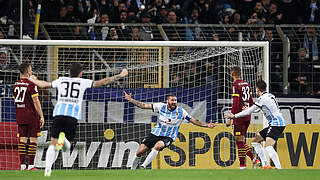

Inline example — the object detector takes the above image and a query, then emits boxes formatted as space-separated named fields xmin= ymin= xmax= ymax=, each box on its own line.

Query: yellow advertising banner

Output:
xmin=152 ymin=124 xmax=320 ymax=169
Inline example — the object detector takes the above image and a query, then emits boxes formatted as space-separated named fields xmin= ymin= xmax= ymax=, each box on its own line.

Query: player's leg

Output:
xmin=27 ymin=119 xmax=42 ymax=170
xmin=234 ymin=124 xmax=247 ymax=169
xmin=27 ymin=137 xmax=39 ymax=170
xmin=251 ymin=130 xmax=269 ymax=168
xmin=45 ymin=138 xmax=59 ymax=176
xmin=264 ymin=126 xmax=285 ymax=169
xmin=141 ymin=137 xmax=172 ymax=168
xmin=264 ymin=137 xmax=281 ymax=169
xmin=141 ymin=140 xmax=164 ymax=168
xmin=18 ymin=125 xmax=28 ymax=170
xmin=59 ymin=116 xmax=77 ymax=152
xmin=131 ymin=144 xmax=148 ymax=169
xmin=131 ymin=133 xmax=154 ymax=169
xmin=243 ymin=122 xmax=257 ymax=163
xmin=44 ymin=116 xmax=63 ymax=176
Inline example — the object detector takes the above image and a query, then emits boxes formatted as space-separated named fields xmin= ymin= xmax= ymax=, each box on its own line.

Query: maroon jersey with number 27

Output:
xmin=13 ymin=78 xmax=39 ymax=124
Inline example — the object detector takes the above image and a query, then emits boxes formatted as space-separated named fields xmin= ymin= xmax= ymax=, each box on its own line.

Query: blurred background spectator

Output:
xmin=0 ymin=0 xmax=319 ymax=96
xmin=289 ymin=48 xmax=313 ymax=95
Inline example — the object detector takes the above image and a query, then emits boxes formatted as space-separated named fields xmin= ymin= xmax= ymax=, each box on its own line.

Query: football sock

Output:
xmin=45 ymin=145 xmax=58 ymax=171
xmin=62 ymin=138 xmax=71 ymax=152
xmin=265 ymin=146 xmax=282 ymax=169
xmin=28 ymin=165 xmax=35 ymax=170
xmin=252 ymin=142 xmax=268 ymax=166
xmin=18 ymin=142 xmax=27 ymax=166
xmin=244 ymin=143 xmax=255 ymax=160
xmin=28 ymin=142 xmax=37 ymax=166
xmin=236 ymin=141 xmax=246 ymax=167
xmin=131 ymin=155 xmax=142 ymax=169
xmin=20 ymin=164 xmax=26 ymax=170
xmin=141 ymin=149 xmax=159 ymax=167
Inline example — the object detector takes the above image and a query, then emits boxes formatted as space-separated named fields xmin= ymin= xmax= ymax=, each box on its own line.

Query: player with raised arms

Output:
xmin=123 ymin=91 xmax=216 ymax=169
xmin=225 ymin=80 xmax=286 ymax=169
xmin=28 ymin=62 xmax=128 ymax=176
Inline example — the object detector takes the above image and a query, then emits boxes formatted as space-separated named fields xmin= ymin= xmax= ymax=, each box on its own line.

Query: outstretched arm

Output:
xmin=190 ymin=118 xmax=216 ymax=128
xmin=93 ymin=69 xmax=128 ymax=87
xmin=123 ymin=91 xmax=152 ymax=109
xmin=225 ymin=104 xmax=259 ymax=119
xmin=29 ymin=75 xmax=52 ymax=88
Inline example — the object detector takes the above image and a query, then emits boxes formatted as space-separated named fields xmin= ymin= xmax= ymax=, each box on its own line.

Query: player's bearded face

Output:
xmin=167 ymin=97 xmax=177 ymax=110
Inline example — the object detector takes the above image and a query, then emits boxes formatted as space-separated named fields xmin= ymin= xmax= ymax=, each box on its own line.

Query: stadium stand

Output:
xmin=0 ymin=0 xmax=319 ymax=96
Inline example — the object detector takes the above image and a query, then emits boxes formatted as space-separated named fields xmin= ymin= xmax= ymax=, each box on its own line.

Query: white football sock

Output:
xmin=252 ymin=142 xmax=269 ymax=166
xmin=45 ymin=145 xmax=58 ymax=171
xmin=131 ymin=155 xmax=142 ymax=169
xmin=62 ymin=138 xmax=71 ymax=152
xmin=20 ymin=164 xmax=26 ymax=170
xmin=265 ymin=146 xmax=282 ymax=169
xmin=141 ymin=149 xmax=159 ymax=168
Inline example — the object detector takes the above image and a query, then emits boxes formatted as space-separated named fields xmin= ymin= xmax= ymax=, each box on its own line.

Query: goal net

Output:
xmin=0 ymin=40 xmax=268 ymax=170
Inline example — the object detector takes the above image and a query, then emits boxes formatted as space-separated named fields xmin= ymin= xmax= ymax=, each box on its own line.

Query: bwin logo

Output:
xmin=34 ymin=131 xmax=140 ymax=168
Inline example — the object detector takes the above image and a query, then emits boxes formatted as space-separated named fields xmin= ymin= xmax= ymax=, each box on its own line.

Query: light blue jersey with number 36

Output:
xmin=52 ymin=77 xmax=93 ymax=120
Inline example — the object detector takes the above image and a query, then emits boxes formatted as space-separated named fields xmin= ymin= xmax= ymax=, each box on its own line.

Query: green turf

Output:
xmin=0 ymin=169 xmax=319 ymax=180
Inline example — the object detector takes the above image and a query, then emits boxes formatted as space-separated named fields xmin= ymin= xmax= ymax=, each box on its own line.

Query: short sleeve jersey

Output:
xmin=52 ymin=77 xmax=93 ymax=120
xmin=255 ymin=93 xmax=286 ymax=126
xmin=151 ymin=102 xmax=192 ymax=141
xmin=231 ymin=79 xmax=253 ymax=124
xmin=13 ymin=78 xmax=39 ymax=124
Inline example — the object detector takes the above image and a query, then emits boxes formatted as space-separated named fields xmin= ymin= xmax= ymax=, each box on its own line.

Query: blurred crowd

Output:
xmin=0 ymin=0 xmax=319 ymax=26
xmin=0 ymin=0 xmax=320 ymax=96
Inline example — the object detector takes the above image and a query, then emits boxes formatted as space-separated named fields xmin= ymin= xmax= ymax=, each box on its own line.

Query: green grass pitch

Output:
xmin=1 ymin=169 xmax=319 ymax=180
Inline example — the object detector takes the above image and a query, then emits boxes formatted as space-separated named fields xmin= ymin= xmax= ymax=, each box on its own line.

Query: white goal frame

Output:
xmin=0 ymin=39 xmax=269 ymax=87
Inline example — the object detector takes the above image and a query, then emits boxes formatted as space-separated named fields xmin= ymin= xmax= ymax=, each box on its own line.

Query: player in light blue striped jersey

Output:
xmin=123 ymin=91 xmax=216 ymax=169
xmin=225 ymin=80 xmax=286 ymax=169
xmin=29 ymin=63 xmax=128 ymax=176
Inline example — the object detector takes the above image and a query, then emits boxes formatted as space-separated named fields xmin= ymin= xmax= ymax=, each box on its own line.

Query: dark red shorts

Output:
xmin=233 ymin=121 xmax=250 ymax=136
xmin=17 ymin=119 xmax=41 ymax=138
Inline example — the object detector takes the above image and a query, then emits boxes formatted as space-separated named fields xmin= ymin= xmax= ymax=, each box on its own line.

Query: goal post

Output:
xmin=0 ymin=39 xmax=269 ymax=85
xmin=0 ymin=40 xmax=269 ymax=170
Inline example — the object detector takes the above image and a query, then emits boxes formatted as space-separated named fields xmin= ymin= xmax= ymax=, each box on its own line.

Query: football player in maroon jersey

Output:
xmin=13 ymin=62 xmax=44 ymax=170
xmin=226 ymin=67 xmax=260 ymax=169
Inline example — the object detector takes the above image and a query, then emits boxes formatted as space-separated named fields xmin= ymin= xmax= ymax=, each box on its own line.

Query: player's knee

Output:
xmin=251 ymin=136 xmax=259 ymax=143
xmin=235 ymin=135 xmax=244 ymax=142
xmin=29 ymin=137 xmax=38 ymax=143
xmin=265 ymin=138 xmax=275 ymax=147
xmin=19 ymin=137 xmax=28 ymax=143
xmin=136 ymin=149 xmax=146 ymax=157
xmin=154 ymin=142 xmax=164 ymax=151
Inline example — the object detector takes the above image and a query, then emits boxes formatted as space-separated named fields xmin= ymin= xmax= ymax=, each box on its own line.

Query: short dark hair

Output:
xmin=166 ymin=94 xmax=176 ymax=100
xmin=19 ymin=62 xmax=30 ymax=74
xmin=256 ymin=80 xmax=267 ymax=91
xmin=70 ymin=62 xmax=83 ymax=77
xmin=231 ymin=66 xmax=241 ymax=77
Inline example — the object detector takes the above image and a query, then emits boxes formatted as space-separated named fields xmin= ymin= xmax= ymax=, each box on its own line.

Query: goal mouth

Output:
xmin=0 ymin=40 xmax=268 ymax=169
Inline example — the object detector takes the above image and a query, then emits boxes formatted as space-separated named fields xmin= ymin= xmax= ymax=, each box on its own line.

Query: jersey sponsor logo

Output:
xmin=16 ymin=104 xmax=25 ymax=108
xmin=238 ymin=82 xmax=248 ymax=86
